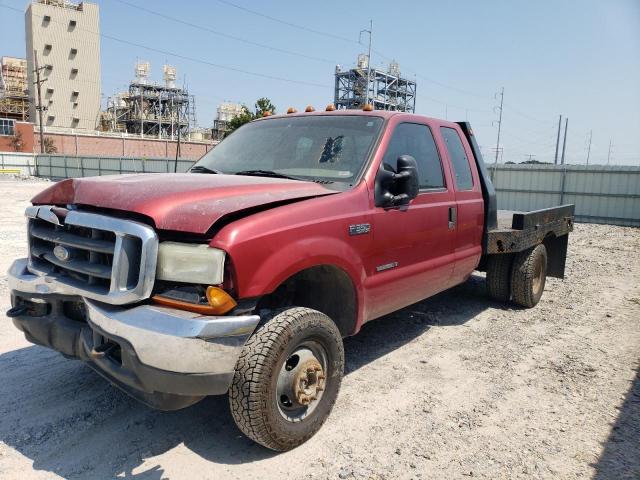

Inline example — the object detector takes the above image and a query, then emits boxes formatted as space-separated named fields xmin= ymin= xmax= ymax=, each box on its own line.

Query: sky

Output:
xmin=1 ymin=0 xmax=639 ymax=165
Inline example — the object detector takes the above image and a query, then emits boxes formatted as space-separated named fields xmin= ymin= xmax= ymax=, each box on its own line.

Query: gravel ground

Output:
xmin=0 ymin=178 xmax=638 ymax=480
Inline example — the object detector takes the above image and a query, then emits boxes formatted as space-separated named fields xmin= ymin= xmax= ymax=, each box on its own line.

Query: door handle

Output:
xmin=448 ymin=206 xmax=457 ymax=230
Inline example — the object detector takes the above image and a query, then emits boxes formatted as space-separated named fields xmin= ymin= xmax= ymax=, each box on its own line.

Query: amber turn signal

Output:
xmin=152 ymin=287 xmax=237 ymax=315
xmin=325 ymin=104 xmax=336 ymax=111
xmin=305 ymin=105 xmax=315 ymax=112
xmin=363 ymin=104 xmax=374 ymax=111
xmin=152 ymin=295 xmax=221 ymax=315
xmin=287 ymin=107 xmax=297 ymax=114
xmin=206 ymin=286 xmax=238 ymax=314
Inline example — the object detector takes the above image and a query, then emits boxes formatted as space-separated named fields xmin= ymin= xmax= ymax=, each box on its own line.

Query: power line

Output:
xmin=215 ymin=0 xmax=357 ymax=44
xmin=0 ymin=3 xmax=331 ymax=90
xmin=502 ymin=103 xmax=556 ymax=126
xmin=112 ymin=0 xmax=338 ymax=64
xmin=115 ymin=0 xmax=494 ymax=110
xmin=215 ymin=0 xmax=496 ymax=104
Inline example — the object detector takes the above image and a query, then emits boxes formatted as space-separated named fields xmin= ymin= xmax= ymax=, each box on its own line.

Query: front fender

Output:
xmin=236 ymin=235 xmax=364 ymax=295
xmin=219 ymin=234 xmax=367 ymax=329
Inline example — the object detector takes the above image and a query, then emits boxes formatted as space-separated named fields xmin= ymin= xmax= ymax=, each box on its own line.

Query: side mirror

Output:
xmin=374 ymin=155 xmax=419 ymax=208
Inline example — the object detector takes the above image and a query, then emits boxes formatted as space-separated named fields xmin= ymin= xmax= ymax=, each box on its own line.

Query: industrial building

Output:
xmin=334 ymin=54 xmax=417 ymax=113
xmin=212 ymin=102 xmax=244 ymax=140
xmin=0 ymin=56 xmax=30 ymax=122
xmin=100 ymin=62 xmax=196 ymax=139
xmin=25 ymin=0 xmax=101 ymax=130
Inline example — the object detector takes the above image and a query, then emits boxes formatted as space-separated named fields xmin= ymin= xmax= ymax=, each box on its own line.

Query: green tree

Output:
xmin=225 ymin=97 xmax=277 ymax=135
xmin=226 ymin=105 xmax=254 ymax=133
xmin=254 ymin=97 xmax=276 ymax=117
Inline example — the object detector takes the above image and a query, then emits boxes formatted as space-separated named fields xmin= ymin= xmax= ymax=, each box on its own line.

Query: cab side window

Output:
xmin=440 ymin=127 xmax=473 ymax=190
xmin=382 ymin=123 xmax=445 ymax=189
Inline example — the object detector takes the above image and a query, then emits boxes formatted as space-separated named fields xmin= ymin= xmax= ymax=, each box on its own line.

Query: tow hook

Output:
xmin=6 ymin=305 xmax=28 ymax=318
xmin=90 ymin=341 xmax=118 ymax=359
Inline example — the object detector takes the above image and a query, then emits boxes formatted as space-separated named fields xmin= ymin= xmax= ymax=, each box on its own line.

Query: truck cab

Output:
xmin=7 ymin=108 xmax=573 ymax=451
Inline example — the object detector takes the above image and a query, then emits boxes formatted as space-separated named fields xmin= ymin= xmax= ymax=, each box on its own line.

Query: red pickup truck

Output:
xmin=7 ymin=108 xmax=573 ymax=450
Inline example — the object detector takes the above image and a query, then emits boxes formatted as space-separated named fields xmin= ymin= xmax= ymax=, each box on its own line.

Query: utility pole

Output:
xmin=554 ymin=114 xmax=562 ymax=164
xmin=33 ymin=50 xmax=48 ymax=154
xmin=524 ymin=154 xmax=536 ymax=163
xmin=492 ymin=87 xmax=504 ymax=177
xmin=586 ymin=130 xmax=592 ymax=165
xmin=560 ymin=117 xmax=568 ymax=165
xmin=607 ymin=138 xmax=612 ymax=165
xmin=174 ymin=94 xmax=181 ymax=172
xmin=359 ymin=20 xmax=372 ymax=107
xmin=140 ymin=86 xmax=143 ymax=137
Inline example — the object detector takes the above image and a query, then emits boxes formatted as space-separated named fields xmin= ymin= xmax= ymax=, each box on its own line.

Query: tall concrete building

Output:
xmin=25 ymin=0 xmax=101 ymax=131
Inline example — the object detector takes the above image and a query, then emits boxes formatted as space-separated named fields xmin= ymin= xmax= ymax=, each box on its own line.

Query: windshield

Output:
xmin=194 ymin=115 xmax=384 ymax=185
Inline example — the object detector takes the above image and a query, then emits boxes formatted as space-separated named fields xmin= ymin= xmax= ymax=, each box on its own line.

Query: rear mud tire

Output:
xmin=511 ymin=244 xmax=548 ymax=308
xmin=229 ymin=307 xmax=344 ymax=451
xmin=486 ymin=254 xmax=514 ymax=302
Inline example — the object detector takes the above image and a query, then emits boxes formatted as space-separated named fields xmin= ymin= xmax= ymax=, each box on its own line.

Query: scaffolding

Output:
xmin=0 ymin=56 xmax=30 ymax=122
xmin=334 ymin=55 xmax=416 ymax=113
xmin=100 ymin=62 xmax=196 ymax=139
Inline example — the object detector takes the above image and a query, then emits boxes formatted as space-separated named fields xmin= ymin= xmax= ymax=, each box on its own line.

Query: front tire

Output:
xmin=229 ymin=307 xmax=344 ymax=451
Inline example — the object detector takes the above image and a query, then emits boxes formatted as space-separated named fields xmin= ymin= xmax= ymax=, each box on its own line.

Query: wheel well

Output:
xmin=256 ymin=265 xmax=358 ymax=337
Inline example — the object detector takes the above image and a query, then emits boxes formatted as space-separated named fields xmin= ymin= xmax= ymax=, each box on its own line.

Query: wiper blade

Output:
xmin=190 ymin=165 xmax=224 ymax=174
xmin=234 ymin=170 xmax=301 ymax=180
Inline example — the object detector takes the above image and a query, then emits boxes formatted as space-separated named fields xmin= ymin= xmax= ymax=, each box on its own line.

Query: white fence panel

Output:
xmin=492 ymin=164 xmax=640 ymax=226
xmin=0 ymin=152 xmax=36 ymax=176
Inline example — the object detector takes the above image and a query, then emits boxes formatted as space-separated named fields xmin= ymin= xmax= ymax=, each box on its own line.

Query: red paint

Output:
xmin=32 ymin=111 xmax=484 ymax=335
xmin=32 ymin=173 xmax=336 ymax=233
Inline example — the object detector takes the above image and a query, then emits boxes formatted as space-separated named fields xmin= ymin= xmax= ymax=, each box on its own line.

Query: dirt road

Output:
xmin=0 ymin=178 xmax=638 ymax=479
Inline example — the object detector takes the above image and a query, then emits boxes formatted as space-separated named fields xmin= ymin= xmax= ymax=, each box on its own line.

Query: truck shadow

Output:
xmin=0 ymin=273 xmax=507 ymax=478
xmin=592 ymin=365 xmax=640 ymax=479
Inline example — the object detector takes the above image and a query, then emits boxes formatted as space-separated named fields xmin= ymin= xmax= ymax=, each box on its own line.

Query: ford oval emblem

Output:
xmin=53 ymin=244 xmax=70 ymax=262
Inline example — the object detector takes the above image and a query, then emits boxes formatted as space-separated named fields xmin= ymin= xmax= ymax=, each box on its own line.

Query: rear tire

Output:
xmin=229 ymin=307 xmax=344 ymax=451
xmin=486 ymin=254 xmax=513 ymax=302
xmin=511 ymin=244 xmax=548 ymax=308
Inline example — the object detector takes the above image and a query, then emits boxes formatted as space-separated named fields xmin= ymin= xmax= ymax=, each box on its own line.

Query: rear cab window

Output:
xmin=440 ymin=127 xmax=473 ymax=191
xmin=382 ymin=122 xmax=445 ymax=190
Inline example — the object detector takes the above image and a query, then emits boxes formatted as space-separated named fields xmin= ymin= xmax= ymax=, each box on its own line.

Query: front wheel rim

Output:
xmin=275 ymin=340 xmax=328 ymax=422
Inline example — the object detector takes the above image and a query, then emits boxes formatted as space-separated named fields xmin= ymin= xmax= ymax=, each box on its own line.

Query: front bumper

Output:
xmin=7 ymin=258 xmax=261 ymax=410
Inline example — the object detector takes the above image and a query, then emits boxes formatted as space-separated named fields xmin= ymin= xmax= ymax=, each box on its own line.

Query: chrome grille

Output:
xmin=26 ymin=206 xmax=158 ymax=304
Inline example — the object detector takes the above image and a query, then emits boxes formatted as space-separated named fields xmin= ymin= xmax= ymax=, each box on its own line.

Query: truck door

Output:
xmin=439 ymin=126 xmax=484 ymax=284
xmin=364 ymin=121 xmax=457 ymax=321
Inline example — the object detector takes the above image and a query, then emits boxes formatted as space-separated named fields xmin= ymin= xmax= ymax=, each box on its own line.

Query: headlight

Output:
xmin=156 ymin=242 xmax=225 ymax=285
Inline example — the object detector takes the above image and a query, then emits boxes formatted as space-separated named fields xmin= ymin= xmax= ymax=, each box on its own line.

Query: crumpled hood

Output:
xmin=32 ymin=173 xmax=337 ymax=233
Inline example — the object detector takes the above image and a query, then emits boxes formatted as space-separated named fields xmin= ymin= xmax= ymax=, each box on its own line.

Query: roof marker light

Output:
xmin=287 ymin=107 xmax=297 ymax=114
xmin=325 ymin=104 xmax=336 ymax=111
xmin=363 ymin=104 xmax=374 ymax=111
xmin=305 ymin=105 xmax=315 ymax=112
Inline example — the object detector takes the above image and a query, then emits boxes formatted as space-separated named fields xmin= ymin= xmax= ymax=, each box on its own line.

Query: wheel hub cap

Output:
xmin=293 ymin=359 xmax=325 ymax=405
xmin=276 ymin=345 xmax=328 ymax=421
